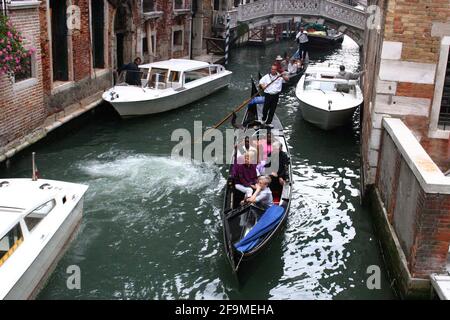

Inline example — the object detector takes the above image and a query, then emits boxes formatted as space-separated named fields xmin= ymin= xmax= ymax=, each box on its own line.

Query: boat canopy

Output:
xmin=139 ymin=59 xmax=211 ymax=72
xmin=234 ymin=205 xmax=285 ymax=253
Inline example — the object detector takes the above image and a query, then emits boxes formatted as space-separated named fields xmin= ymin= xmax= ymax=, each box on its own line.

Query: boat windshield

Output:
xmin=304 ymin=80 xmax=355 ymax=94
xmin=148 ymin=68 xmax=169 ymax=89
xmin=117 ymin=68 xmax=148 ymax=87
xmin=0 ymin=223 xmax=23 ymax=267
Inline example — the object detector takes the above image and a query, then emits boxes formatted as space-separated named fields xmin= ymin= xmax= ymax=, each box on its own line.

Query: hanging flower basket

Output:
xmin=0 ymin=15 xmax=35 ymax=81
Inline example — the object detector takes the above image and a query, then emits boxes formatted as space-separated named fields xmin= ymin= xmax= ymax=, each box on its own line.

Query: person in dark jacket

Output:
xmin=264 ymin=141 xmax=289 ymax=188
xmin=119 ymin=57 xmax=142 ymax=86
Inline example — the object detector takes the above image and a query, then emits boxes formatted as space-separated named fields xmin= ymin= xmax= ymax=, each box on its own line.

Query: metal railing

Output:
xmin=227 ymin=0 xmax=366 ymax=30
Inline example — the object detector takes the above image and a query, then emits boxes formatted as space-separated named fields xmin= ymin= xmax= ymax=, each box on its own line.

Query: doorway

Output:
xmin=50 ymin=0 xmax=69 ymax=81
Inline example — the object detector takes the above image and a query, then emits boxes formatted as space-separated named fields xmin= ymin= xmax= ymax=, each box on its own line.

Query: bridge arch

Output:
xmin=229 ymin=0 xmax=366 ymax=47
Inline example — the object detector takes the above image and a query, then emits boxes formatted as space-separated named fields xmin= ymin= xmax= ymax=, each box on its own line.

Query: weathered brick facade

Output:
xmin=0 ymin=4 xmax=46 ymax=147
xmin=1 ymin=0 xmax=202 ymax=153
xmin=362 ymin=0 xmax=450 ymax=187
xmin=384 ymin=0 xmax=448 ymax=64
xmin=363 ymin=0 xmax=450 ymax=298
xmin=39 ymin=0 xmax=113 ymax=112
xmin=140 ymin=0 xmax=192 ymax=63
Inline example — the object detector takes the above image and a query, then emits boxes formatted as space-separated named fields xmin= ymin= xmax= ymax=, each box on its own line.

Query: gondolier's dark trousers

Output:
xmin=298 ymin=42 xmax=309 ymax=60
xmin=262 ymin=92 xmax=280 ymax=124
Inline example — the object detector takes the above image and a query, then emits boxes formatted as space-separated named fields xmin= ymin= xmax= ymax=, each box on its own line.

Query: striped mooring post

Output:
xmin=225 ymin=13 xmax=230 ymax=66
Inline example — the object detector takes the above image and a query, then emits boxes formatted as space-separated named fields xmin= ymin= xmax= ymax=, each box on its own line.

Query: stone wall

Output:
xmin=0 ymin=3 xmax=46 ymax=147
xmin=373 ymin=118 xmax=450 ymax=297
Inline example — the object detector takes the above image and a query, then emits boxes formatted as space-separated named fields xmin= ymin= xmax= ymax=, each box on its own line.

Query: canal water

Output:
xmin=1 ymin=37 xmax=396 ymax=299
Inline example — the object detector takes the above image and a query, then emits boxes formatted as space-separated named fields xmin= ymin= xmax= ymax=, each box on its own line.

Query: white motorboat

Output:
xmin=103 ymin=59 xmax=232 ymax=117
xmin=295 ymin=66 xmax=363 ymax=130
xmin=0 ymin=177 xmax=88 ymax=299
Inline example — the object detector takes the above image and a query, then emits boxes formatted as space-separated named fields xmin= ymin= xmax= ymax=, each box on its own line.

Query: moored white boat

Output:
xmin=103 ymin=59 xmax=232 ymax=117
xmin=295 ymin=66 xmax=363 ymax=130
xmin=0 ymin=178 xmax=88 ymax=299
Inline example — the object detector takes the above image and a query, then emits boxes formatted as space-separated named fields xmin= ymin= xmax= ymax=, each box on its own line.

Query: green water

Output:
xmin=1 ymin=37 xmax=396 ymax=299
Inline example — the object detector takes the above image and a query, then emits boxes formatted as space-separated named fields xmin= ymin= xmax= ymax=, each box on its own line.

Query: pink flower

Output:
xmin=6 ymin=31 xmax=12 ymax=38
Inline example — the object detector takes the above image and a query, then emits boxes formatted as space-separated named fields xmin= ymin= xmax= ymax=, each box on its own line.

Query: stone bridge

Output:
xmin=228 ymin=0 xmax=367 ymax=46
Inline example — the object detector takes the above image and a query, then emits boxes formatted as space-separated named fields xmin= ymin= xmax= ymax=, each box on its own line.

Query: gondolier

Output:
xmin=259 ymin=65 xmax=289 ymax=126
xmin=295 ymin=29 xmax=309 ymax=61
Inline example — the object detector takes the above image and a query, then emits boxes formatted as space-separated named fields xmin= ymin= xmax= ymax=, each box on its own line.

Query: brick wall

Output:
xmin=142 ymin=0 xmax=192 ymax=62
xmin=376 ymin=119 xmax=450 ymax=280
xmin=0 ymin=6 xmax=46 ymax=147
xmin=72 ymin=0 xmax=92 ymax=81
xmin=384 ymin=0 xmax=449 ymax=64
xmin=362 ymin=0 xmax=450 ymax=187
xmin=39 ymin=0 xmax=113 ymax=112
xmin=410 ymin=191 xmax=450 ymax=278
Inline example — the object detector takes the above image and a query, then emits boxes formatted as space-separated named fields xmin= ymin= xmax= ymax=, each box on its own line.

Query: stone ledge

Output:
xmin=383 ymin=118 xmax=450 ymax=194
xmin=0 ymin=93 xmax=103 ymax=164
xmin=8 ymin=0 xmax=41 ymax=10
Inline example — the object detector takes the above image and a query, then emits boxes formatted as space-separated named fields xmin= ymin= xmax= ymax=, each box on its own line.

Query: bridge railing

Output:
xmin=230 ymin=0 xmax=366 ymax=31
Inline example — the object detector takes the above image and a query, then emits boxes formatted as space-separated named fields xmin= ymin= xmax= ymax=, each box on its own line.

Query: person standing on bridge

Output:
xmin=259 ymin=65 xmax=289 ymax=127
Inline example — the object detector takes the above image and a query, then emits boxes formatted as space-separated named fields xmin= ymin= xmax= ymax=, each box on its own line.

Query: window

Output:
xmin=149 ymin=68 xmax=168 ymax=88
xmin=213 ymin=0 xmax=220 ymax=11
xmin=143 ymin=37 xmax=148 ymax=54
xmin=91 ymin=0 xmax=105 ymax=69
xmin=174 ymin=0 xmax=184 ymax=10
xmin=169 ymin=71 xmax=180 ymax=83
xmin=14 ymin=56 xmax=32 ymax=83
xmin=184 ymin=68 xmax=210 ymax=84
xmin=24 ymin=199 xmax=56 ymax=232
xmin=0 ymin=224 xmax=23 ymax=267
xmin=438 ymin=48 xmax=450 ymax=130
xmin=50 ymin=0 xmax=69 ymax=81
xmin=429 ymin=37 xmax=450 ymax=138
xmin=210 ymin=66 xmax=218 ymax=75
xmin=173 ymin=30 xmax=183 ymax=47
xmin=305 ymin=80 xmax=336 ymax=92
xmin=143 ymin=0 xmax=155 ymax=12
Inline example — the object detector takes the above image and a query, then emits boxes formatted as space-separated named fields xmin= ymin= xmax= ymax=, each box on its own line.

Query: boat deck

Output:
xmin=431 ymin=274 xmax=450 ymax=300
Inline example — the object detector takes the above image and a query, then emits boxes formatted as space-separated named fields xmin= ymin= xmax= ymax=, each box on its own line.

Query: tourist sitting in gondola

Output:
xmin=232 ymin=150 xmax=259 ymax=199
xmin=257 ymin=131 xmax=274 ymax=162
xmin=274 ymin=55 xmax=285 ymax=73
xmin=264 ymin=141 xmax=290 ymax=188
xmin=240 ymin=175 xmax=273 ymax=210
xmin=235 ymin=136 xmax=257 ymax=159
xmin=281 ymin=53 xmax=290 ymax=71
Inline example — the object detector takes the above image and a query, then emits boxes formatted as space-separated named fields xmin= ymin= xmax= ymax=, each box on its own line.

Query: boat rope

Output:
xmin=235 ymin=252 xmax=245 ymax=271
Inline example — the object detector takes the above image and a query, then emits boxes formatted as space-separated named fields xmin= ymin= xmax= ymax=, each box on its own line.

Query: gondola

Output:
xmin=281 ymin=68 xmax=305 ymax=91
xmin=221 ymin=79 xmax=293 ymax=276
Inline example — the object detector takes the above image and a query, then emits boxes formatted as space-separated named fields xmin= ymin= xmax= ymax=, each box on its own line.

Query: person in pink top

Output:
xmin=257 ymin=131 xmax=273 ymax=162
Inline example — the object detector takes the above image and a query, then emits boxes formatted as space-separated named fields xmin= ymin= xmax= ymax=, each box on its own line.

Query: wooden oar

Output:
xmin=202 ymin=73 xmax=282 ymax=140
